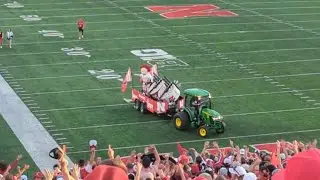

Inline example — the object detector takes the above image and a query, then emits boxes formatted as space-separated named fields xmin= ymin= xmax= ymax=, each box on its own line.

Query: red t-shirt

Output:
xmin=78 ymin=20 xmax=85 ymax=29
xmin=0 ymin=32 xmax=3 ymax=39
xmin=80 ymin=167 xmax=90 ymax=179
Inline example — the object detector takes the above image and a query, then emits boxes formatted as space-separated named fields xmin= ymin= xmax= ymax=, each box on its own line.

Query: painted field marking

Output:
xmin=11 ymin=72 xmax=320 ymax=84
xmin=223 ymin=47 xmax=320 ymax=55
xmin=42 ymin=121 xmax=53 ymax=124
xmin=35 ymin=103 xmax=130 ymax=112
xmin=56 ymin=138 xmax=67 ymax=141
xmin=276 ymin=84 xmax=285 ymax=87
xmin=59 ymin=142 xmax=70 ymax=145
xmin=300 ymin=96 xmax=310 ymax=99
xmin=314 ymin=103 xmax=320 ymax=106
xmin=39 ymin=117 xmax=50 ymax=120
xmin=307 ymin=99 xmax=316 ymax=102
xmin=37 ymin=87 xmax=320 ymax=112
xmin=52 ymin=133 xmax=63 ymax=136
xmin=123 ymin=98 xmax=132 ymax=103
xmin=67 ymin=128 xmax=320 ymax=154
xmin=35 ymin=113 xmax=47 ymax=116
xmin=0 ymin=4 xmax=319 ymax=13
xmin=4 ymin=0 xmax=320 ymax=6
xmin=26 ymin=103 xmax=37 ymax=106
xmin=3 ymin=19 xmax=320 ymax=28
xmin=0 ymin=74 xmax=73 ymax=170
xmin=9 ymin=35 xmax=320 ymax=47
xmin=234 ymin=1 xmax=320 ymax=4
xmin=218 ymin=0 xmax=320 ymax=36
xmin=49 ymin=106 xmax=320 ymax=132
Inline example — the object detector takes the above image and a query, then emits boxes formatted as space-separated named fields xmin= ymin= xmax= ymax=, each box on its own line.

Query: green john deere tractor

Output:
xmin=173 ymin=88 xmax=225 ymax=137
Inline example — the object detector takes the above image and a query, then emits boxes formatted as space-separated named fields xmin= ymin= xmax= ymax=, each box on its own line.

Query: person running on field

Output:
xmin=77 ymin=18 xmax=85 ymax=39
xmin=7 ymin=29 xmax=13 ymax=48
xmin=0 ymin=31 xmax=3 ymax=48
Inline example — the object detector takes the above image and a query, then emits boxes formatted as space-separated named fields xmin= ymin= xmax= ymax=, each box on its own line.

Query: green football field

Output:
xmin=1 ymin=0 xmax=320 ymax=173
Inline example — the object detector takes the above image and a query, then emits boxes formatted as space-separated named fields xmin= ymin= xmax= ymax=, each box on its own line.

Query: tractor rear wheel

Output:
xmin=134 ymin=100 xmax=140 ymax=111
xmin=215 ymin=121 xmax=226 ymax=134
xmin=173 ymin=111 xmax=190 ymax=130
xmin=197 ymin=126 xmax=208 ymax=138
xmin=140 ymin=103 xmax=147 ymax=114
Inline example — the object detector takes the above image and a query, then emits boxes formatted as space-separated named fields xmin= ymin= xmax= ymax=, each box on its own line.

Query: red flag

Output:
xmin=121 ymin=67 xmax=132 ymax=93
xmin=151 ymin=63 xmax=158 ymax=75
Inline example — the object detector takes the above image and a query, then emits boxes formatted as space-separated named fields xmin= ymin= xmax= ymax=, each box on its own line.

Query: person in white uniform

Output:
xmin=7 ymin=29 xmax=13 ymax=48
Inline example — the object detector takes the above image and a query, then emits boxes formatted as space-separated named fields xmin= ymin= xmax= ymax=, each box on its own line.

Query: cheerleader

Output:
xmin=7 ymin=29 xmax=13 ymax=48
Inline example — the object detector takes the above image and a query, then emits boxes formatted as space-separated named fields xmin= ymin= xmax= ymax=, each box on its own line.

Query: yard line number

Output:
xmin=88 ymin=69 xmax=122 ymax=81
xmin=39 ymin=30 xmax=64 ymax=38
xmin=20 ymin=15 xmax=42 ymax=21
xmin=61 ymin=47 xmax=91 ymax=57
xmin=4 ymin=1 xmax=24 ymax=8
xmin=131 ymin=49 xmax=189 ymax=67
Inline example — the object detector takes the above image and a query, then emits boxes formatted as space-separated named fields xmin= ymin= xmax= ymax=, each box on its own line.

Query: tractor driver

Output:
xmin=191 ymin=97 xmax=201 ymax=119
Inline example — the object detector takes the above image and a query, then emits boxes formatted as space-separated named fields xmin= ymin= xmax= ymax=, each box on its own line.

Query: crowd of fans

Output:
xmin=0 ymin=139 xmax=319 ymax=180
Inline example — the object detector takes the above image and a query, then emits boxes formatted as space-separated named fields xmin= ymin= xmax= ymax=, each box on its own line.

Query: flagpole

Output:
xmin=130 ymin=66 xmax=134 ymax=89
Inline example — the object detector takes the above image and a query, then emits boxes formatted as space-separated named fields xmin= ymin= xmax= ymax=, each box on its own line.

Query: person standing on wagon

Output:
xmin=7 ymin=29 xmax=13 ymax=48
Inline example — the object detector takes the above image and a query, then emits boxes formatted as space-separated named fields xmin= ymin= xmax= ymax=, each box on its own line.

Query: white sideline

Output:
xmin=50 ymin=106 xmax=320 ymax=132
xmin=0 ymin=75 xmax=73 ymax=170
xmin=67 ymin=128 xmax=320 ymax=154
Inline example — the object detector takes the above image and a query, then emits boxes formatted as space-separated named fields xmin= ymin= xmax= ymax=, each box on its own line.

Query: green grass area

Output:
xmin=0 ymin=115 xmax=38 ymax=176
xmin=0 ymin=0 xmax=319 ymax=174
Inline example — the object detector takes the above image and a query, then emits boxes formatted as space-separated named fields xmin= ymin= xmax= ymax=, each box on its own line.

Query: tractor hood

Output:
xmin=201 ymin=108 xmax=223 ymax=120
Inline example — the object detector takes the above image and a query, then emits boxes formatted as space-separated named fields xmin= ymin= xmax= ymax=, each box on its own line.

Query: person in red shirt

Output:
xmin=77 ymin=19 xmax=85 ymax=40
xmin=0 ymin=31 xmax=3 ymax=48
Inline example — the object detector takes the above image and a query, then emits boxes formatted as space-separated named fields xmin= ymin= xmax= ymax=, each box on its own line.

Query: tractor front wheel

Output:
xmin=173 ymin=111 xmax=190 ymax=130
xmin=215 ymin=121 xmax=226 ymax=134
xmin=197 ymin=126 xmax=208 ymax=138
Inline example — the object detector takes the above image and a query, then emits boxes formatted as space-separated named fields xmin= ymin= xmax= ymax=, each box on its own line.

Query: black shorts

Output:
xmin=78 ymin=27 xmax=84 ymax=32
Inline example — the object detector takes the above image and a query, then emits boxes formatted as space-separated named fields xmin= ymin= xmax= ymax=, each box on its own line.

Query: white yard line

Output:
xmin=5 ymin=56 xmax=320 ymax=70
xmin=234 ymin=0 xmax=320 ymax=4
xmin=13 ymin=71 xmax=320 ymax=82
xmin=25 ymin=82 xmax=320 ymax=97
xmin=3 ymin=19 xmax=320 ymax=28
xmin=0 ymin=4 xmax=319 ymax=13
xmin=49 ymin=106 xmax=320 ymax=132
xmin=3 ymin=0 xmax=319 ymax=6
xmin=9 ymin=36 xmax=320 ymax=47
xmin=0 ymin=75 xmax=73 ymax=170
xmin=218 ymin=0 xmax=320 ymax=37
xmin=68 ymin=128 xmax=320 ymax=154
xmin=3 ymin=39 xmax=320 ymax=58
xmin=223 ymin=47 xmax=320 ymax=55
xmin=25 ymin=27 xmax=320 ymax=36
xmin=3 ymin=12 xmax=320 ymax=20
